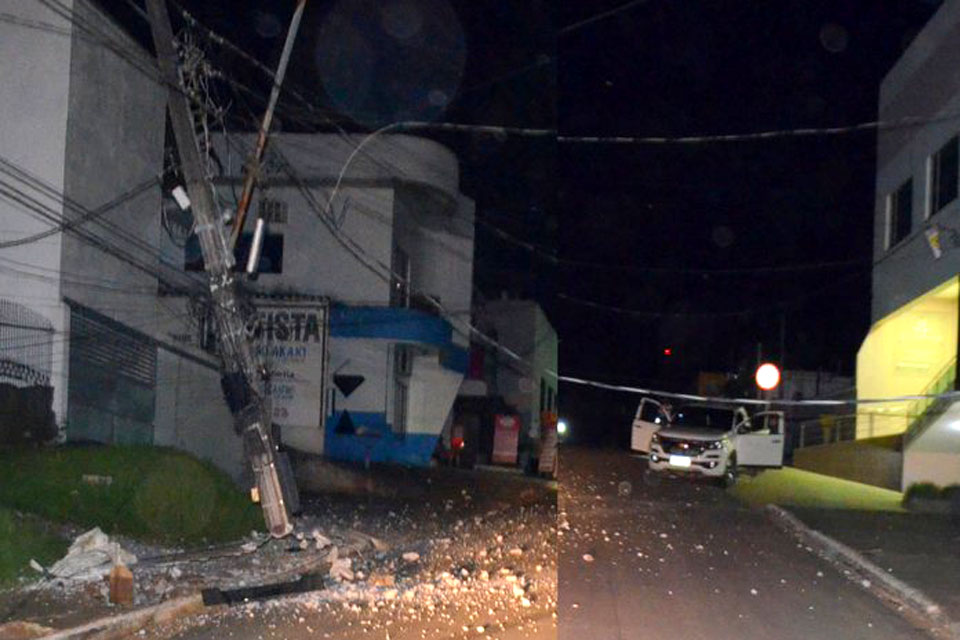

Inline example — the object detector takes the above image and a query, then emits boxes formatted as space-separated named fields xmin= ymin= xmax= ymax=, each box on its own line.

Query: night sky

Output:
xmin=101 ymin=0 xmax=943 ymax=441
xmin=552 ymin=1 xmax=939 ymax=441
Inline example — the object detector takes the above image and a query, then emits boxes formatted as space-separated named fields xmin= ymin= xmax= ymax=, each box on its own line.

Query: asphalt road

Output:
xmin=558 ymin=447 xmax=933 ymax=640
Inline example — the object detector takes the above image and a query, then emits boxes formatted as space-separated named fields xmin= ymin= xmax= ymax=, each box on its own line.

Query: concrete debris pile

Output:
xmin=11 ymin=469 xmax=557 ymax=638
xmin=40 ymin=527 xmax=138 ymax=581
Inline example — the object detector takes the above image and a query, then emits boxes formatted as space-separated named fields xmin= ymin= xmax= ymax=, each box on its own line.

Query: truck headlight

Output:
xmin=707 ymin=440 xmax=723 ymax=449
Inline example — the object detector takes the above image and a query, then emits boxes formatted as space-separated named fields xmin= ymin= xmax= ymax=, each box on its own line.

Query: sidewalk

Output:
xmin=789 ymin=507 xmax=960 ymax=622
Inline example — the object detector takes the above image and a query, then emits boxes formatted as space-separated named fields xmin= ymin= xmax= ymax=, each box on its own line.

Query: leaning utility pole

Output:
xmin=230 ymin=0 xmax=307 ymax=251
xmin=146 ymin=0 xmax=295 ymax=537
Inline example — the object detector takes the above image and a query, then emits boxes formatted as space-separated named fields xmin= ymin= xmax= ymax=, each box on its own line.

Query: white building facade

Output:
xmin=859 ymin=0 xmax=960 ymax=488
xmin=0 ymin=0 xmax=475 ymax=478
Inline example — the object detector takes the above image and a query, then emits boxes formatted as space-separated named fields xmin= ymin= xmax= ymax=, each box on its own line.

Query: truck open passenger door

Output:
xmin=631 ymin=397 xmax=666 ymax=454
xmin=736 ymin=410 xmax=786 ymax=467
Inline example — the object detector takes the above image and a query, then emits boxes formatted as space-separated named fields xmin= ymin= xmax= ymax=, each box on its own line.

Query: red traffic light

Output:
xmin=663 ymin=348 xmax=672 ymax=356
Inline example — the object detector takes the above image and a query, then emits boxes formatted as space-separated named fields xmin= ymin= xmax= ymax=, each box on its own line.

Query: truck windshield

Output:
xmin=671 ymin=406 xmax=734 ymax=431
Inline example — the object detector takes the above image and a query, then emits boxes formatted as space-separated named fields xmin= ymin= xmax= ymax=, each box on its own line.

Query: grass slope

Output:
xmin=0 ymin=507 xmax=67 ymax=586
xmin=0 ymin=445 xmax=263 ymax=547
xmin=732 ymin=466 xmax=905 ymax=512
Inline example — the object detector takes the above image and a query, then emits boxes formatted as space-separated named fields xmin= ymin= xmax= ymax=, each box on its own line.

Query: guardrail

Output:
xmin=794 ymin=358 xmax=957 ymax=450
xmin=904 ymin=358 xmax=956 ymax=446
xmin=796 ymin=414 xmax=864 ymax=449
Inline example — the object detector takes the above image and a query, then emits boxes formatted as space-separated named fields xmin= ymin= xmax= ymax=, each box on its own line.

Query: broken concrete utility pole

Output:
xmin=145 ymin=0 xmax=296 ymax=537
xmin=230 ymin=0 xmax=308 ymax=251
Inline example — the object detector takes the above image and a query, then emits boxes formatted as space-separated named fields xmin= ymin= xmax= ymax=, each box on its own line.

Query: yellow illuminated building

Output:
xmin=856 ymin=277 xmax=958 ymax=439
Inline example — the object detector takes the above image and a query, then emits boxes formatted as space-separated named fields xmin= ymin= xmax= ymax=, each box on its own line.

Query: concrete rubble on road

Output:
xmin=4 ymin=468 xmax=557 ymax=640
xmin=41 ymin=528 xmax=137 ymax=581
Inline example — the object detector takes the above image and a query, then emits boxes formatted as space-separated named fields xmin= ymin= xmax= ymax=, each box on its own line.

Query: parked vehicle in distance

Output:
xmin=633 ymin=398 xmax=786 ymax=486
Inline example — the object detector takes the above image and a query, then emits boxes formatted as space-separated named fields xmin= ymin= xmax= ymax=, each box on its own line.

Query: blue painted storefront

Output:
xmin=324 ymin=411 xmax=439 ymax=466
xmin=323 ymin=306 xmax=467 ymax=466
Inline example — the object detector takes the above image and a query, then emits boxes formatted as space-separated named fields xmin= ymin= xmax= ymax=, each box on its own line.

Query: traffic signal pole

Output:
xmin=145 ymin=0 xmax=295 ymax=537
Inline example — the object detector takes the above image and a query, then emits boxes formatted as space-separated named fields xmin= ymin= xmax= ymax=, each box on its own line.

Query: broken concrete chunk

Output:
xmin=329 ymin=557 xmax=354 ymax=582
xmin=402 ymin=552 xmax=420 ymax=563
xmin=48 ymin=528 xmax=136 ymax=581
xmin=311 ymin=530 xmax=332 ymax=549
xmin=370 ymin=573 xmax=396 ymax=587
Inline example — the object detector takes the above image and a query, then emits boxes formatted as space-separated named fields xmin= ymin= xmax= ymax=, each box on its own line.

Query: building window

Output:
xmin=540 ymin=378 xmax=546 ymax=412
xmin=547 ymin=386 xmax=555 ymax=411
xmin=390 ymin=247 xmax=410 ymax=307
xmin=392 ymin=344 xmax=412 ymax=435
xmin=887 ymin=179 xmax=912 ymax=249
xmin=393 ymin=380 xmax=408 ymax=436
xmin=185 ymin=232 xmax=284 ymax=273
xmin=257 ymin=198 xmax=288 ymax=224
xmin=932 ymin=137 xmax=959 ymax=216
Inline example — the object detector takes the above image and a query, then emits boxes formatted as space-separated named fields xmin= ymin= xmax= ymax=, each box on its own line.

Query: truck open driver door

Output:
xmin=736 ymin=410 xmax=786 ymax=467
xmin=631 ymin=397 xmax=669 ymax=454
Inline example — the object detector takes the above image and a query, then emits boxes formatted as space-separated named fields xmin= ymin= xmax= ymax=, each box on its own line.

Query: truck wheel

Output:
xmin=720 ymin=455 xmax=738 ymax=488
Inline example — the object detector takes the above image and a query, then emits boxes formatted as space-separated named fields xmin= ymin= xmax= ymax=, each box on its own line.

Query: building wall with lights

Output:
xmin=0 ymin=0 xmax=477 ymax=477
xmin=480 ymin=299 xmax=559 ymax=460
xmin=861 ymin=0 xmax=960 ymax=488
xmin=152 ymin=133 xmax=477 ymax=473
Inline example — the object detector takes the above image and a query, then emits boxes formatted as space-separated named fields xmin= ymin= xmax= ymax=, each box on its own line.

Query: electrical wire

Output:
xmin=560 ymin=0 xmax=648 ymax=35
xmin=555 ymin=269 xmax=869 ymax=319
xmin=0 ymin=174 xmax=162 ymax=249
xmin=21 ymin=0 xmax=953 ymax=411
xmin=0 ymin=157 xmax=204 ymax=295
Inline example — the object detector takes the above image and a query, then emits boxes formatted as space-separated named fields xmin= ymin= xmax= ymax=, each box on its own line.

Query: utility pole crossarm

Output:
xmin=145 ymin=0 xmax=295 ymax=538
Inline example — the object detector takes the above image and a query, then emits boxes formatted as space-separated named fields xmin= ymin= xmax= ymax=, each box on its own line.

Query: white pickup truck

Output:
xmin=631 ymin=398 xmax=785 ymax=486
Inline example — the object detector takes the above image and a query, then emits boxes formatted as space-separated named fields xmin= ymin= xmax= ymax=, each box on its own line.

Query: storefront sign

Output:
xmin=492 ymin=414 xmax=520 ymax=465
xmin=248 ymin=302 xmax=327 ymax=433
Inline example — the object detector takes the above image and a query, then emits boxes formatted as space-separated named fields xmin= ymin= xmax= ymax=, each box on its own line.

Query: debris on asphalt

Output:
xmin=327 ymin=548 xmax=354 ymax=582
xmin=312 ymin=530 xmax=332 ymax=549
xmin=201 ymin=573 xmax=325 ymax=606
xmin=48 ymin=527 xmax=137 ymax=581
xmin=0 ymin=620 xmax=55 ymax=639
xmin=4 ymin=464 xmax=557 ymax=639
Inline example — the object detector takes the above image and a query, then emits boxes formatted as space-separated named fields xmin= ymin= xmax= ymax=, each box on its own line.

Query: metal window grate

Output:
xmin=70 ymin=311 xmax=156 ymax=387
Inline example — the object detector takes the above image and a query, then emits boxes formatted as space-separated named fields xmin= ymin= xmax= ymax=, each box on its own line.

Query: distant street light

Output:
xmin=755 ymin=363 xmax=781 ymax=391
xmin=557 ymin=420 xmax=568 ymax=436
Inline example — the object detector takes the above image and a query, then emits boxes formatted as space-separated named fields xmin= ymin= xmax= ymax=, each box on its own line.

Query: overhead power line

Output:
xmin=555 ymin=269 xmax=869 ymax=319
xmin=0 ymin=173 xmax=162 ymax=249
xmin=478 ymin=218 xmax=869 ymax=276
xmin=27 ymin=0 xmax=949 ymax=411
xmin=336 ymin=111 xmax=960 ymax=145
xmin=560 ymin=0 xmax=648 ymax=35
xmin=557 ymin=375 xmax=960 ymax=407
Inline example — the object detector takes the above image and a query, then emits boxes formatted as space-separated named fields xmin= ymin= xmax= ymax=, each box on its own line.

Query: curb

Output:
xmin=32 ymin=542 xmax=365 ymax=640
xmin=41 ymin=594 xmax=204 ymax=640
xmin=765 ymin=504 xmax=956 ymax=638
